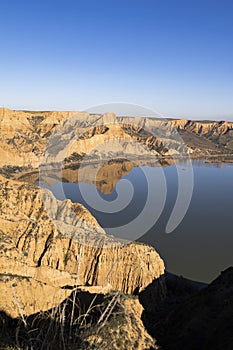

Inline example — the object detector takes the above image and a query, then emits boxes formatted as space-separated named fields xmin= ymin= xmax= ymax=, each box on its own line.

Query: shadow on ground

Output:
xmin=139 ymin=268 xmax=233 ymax=350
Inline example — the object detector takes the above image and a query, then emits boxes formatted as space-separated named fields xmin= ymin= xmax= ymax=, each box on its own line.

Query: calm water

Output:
xmin=42 ymin=161 xmax=233 ymax=283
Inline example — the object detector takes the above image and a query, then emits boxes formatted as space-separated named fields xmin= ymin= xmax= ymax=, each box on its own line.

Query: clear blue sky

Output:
xmin=0 ymin=0 xmax=233 ymax=119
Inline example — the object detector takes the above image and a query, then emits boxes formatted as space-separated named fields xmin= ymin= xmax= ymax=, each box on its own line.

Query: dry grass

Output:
xmin=0 ymin=289 xmax=126 ymax=350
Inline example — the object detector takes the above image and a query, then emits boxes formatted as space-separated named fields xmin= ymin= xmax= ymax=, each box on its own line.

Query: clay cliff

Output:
xmin=1 ymin=108 xmax=233 ymax=176
xmin=0 ymin=175 xmax=165 ymax=318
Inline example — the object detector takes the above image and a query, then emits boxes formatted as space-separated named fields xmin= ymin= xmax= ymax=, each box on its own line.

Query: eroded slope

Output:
xmin=0 ymin=175 xmax=165 ymax=317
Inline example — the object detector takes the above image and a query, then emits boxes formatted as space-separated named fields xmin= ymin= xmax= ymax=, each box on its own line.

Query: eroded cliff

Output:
xmin=0 ymin=175 xmax=165 ymax=317
xmin=1 ymin=108 xmax=233 ymax=175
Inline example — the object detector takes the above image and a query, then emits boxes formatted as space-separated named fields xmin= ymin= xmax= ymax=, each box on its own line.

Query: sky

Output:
xmin=0 ymin=0 xmax=233 ymax=120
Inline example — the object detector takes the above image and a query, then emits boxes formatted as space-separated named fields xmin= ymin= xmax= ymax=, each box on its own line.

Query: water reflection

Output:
xmin=40 ymin=159 xmax=233 ymax=283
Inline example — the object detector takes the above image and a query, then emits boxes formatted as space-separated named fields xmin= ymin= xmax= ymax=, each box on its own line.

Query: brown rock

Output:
xmin=0 ymin=175 xmax=165 ymax=317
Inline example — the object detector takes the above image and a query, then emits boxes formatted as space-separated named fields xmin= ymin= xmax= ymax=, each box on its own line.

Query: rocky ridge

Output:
xmin=1 ymin=108 xmax=233 ymax=173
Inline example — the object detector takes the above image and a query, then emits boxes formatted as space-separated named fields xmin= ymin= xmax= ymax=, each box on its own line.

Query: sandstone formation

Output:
xmin=1 ymin=108 xmax=233 ymax=179
xmin=0 ymin=175 xmax=165 ymax=317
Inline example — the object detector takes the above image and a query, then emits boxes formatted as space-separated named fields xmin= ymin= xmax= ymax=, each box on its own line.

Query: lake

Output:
xmin=41 ymin=160 xmax=233 ymax=283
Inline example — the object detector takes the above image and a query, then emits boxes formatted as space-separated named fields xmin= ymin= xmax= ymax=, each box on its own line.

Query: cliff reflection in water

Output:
xmin=38 ymin=159 xmax=233 ymax=284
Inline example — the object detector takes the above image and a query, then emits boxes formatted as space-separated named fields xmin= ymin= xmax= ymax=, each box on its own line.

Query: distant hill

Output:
xmin=1 ymin=108 xmax=233 ymax=182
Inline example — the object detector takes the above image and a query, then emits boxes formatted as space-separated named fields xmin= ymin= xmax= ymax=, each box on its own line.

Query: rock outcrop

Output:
xmin=1 ymin=108 xmax=233 ymax=175
xmin=0 ymin=175 xmax=165 ymax=317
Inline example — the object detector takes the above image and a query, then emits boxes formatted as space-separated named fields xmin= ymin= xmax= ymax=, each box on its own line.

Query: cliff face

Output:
xmin=0 ymin=175 xmax=165 ymax=317
xmin=1 ymin=108 xmax=233 ymax=173
xmin=0 ymin=108 xmax=69 ymax=167
xmin=170 ymin=118 xmax=233 ymax=137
